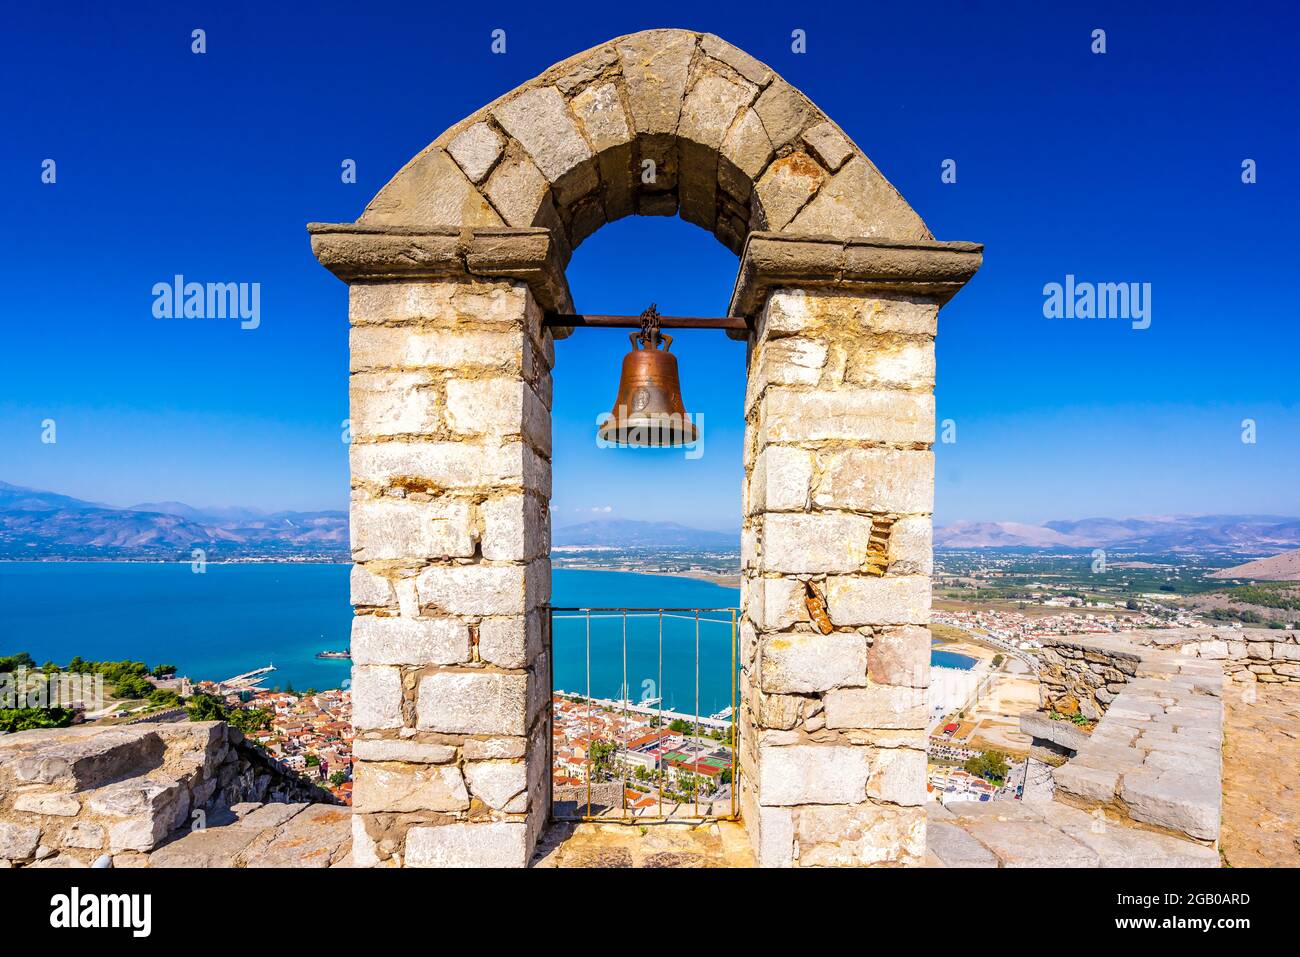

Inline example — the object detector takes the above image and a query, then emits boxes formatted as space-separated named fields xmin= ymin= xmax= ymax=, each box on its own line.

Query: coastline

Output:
xmin=552 ymin=562 xmax=741 ymax=589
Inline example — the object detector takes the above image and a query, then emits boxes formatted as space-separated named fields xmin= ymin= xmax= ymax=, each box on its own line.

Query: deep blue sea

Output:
xmin=0 ymin=563 xmax=969 ymax=712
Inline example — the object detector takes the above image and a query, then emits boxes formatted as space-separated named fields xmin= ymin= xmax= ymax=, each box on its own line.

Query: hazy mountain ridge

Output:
xmin=553 ymin=519 xmax=737 ymax=549
xmin=936 ymin=514 xmax=1300 ymax=552
xmin=1209 ymin=548 xmax=1300 ymax=581
xmin=0 ymin=481 xmax=347 ymax=558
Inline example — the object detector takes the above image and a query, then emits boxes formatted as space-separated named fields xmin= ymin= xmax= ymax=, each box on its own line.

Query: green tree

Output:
xmin=0 ymin=707 xmax=76 ymax=733
xmin=112 ymin=674 xmax=153 ymax=700
xmin=185 ymin=693 xmax=229 ymax=723
xmin=305 ymin=754 xmax=321 ymax=767
xmin=228 ymin=707 xmax=272 ymax=733
xmin=588 ymin=739 xmax=618 ymax=781
xmin=963 ymin=750 xmax=1009 ymax=784
xmin=152 ymin=663 xmax=177 ymax=678
xmin=149 ymin=688 xmax=181 ymax=707
xmin=328 ymin=771 xmax=347 ymax=786
xmin=0 ymin=652 xmax=36 ymax=672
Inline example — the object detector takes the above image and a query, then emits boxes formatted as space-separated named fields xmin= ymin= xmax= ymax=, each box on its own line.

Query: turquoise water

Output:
xmin=0 ymin=563 xmax=969 ymax=707
xmin=932 ymin=648 xmax=977 ymax=670
xmin=0 ymin=562 xmax=354 ymax=692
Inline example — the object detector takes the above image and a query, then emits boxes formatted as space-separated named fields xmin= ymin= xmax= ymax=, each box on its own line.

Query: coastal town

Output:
xmin=193 ymin=678 xmax=354 ymax=806
xmin=551 ymin=691 xmax=735 ymax=817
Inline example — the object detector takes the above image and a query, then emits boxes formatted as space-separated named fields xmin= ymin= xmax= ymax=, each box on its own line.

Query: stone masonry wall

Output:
xmin=1039 ymin=635 xmax=1144 ymax=720
xmin=738 ymin=288 xmax=935 ymax=867
xmin=346 ymin=279 xmax=553 ymax=867
xmin=0 ymin=720 xmax=330 ymax=867
xmin=1124 ymin=627 xmax=1300 ymax=684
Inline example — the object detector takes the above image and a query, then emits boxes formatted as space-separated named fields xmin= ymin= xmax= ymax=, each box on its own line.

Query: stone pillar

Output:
xmin=312 ymin=226 xmax=570 ymax=867
xmin=733 ymin=234 xmax=981 ymax=867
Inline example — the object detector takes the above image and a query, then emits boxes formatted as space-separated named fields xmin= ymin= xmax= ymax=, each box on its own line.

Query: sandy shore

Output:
xmin=553 ymin=563 xmax=741 ymax=589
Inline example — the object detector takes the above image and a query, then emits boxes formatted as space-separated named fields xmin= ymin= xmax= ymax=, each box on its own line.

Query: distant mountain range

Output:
xmin=935 ymin=514 xmax=1300 ymax=553
xmin=0 ymin=481 xmax=347 ymax=560
xmin=553 ymin=519 xmax=737 ymax=549
xmin=6 ymin=478 xmax=1296 ymax=560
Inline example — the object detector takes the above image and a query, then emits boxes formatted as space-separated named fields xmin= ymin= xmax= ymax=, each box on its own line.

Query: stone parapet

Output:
xmin=0 ymin=721 xmax=332 ymax=867
xmin=1121 ymin=626 xmax=1300 ymax=684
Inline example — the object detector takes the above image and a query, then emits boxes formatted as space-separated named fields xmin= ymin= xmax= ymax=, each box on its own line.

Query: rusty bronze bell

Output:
xmin=597 ymin=305 xmax=699 ymax=447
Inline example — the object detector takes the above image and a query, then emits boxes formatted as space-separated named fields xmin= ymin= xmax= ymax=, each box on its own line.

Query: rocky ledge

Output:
xmin=0 ymin=720 xmax=335 ymax=868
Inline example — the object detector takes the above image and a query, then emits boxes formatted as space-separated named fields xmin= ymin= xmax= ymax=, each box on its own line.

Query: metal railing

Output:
xmin=546 ymin=606 xmax=739 ymax=823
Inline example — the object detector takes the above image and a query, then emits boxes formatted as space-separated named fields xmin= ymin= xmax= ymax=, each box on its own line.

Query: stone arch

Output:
xmin=312 ymin=28 xmax=982 ymax=869
xmin=359 ymin=29 xmax=931 ymax=265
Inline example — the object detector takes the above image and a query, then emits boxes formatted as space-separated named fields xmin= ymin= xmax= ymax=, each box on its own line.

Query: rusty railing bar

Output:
xmin=544 ymin=312 xmax=748 ymax=331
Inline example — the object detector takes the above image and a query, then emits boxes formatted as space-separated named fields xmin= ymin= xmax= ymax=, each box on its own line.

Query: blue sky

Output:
xmin=1 ymin=2 xmax=1296 ymax=529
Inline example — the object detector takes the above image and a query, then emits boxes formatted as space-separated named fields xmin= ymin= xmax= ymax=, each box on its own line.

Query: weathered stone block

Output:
xmin=493 ymin=86 xmax=593 ymax=190
xmin=754 ymin=153 xmax=826 ymax=230
xmin=762 ymin=513 xmax=876 ymax=574
xmin=12 ymin=793 xmax=80 ymax=816
xmin=824 ymin=683 xmax=928 ymax=730
xmin=761 ymin=632 xmax=867 ymax=694
xmin=481 ymin=493 xmax=549 ymax=562
xmin=351 ymin=498 xmax=474 ymax=562
xmin=478 ymin=612 xmax=541 ymax=670
xmin=415 ymin=564 xmax=527 ymax=617
xmin=812 ymin=448 xmax=933 ymax=514
xmin=1119 ymin=770 xmax=1220 ymax=843
xmin=352 ymin=440 xmax=533 ymax=492
xmin=825 ymin=576 xmax=930 ymax=626
xmin=465 ymin=760 xmax=529 ymax=811
xmin=447 ymin=122 xmax=504 ymax=184
xmin=796 ymin=803 xmax=926 ymax=867
xmin=753 ymin=81 xmax=813 ymax=150
xmin=757 ymin=744 xmax=870 ymax=806
xmin=748 ymin=445 xmax=812 ymax=513
xmin=679 ymin=72 xmax=756 ymax=150
xmin=801 ymin=121 xmax=853 ymax=172
xmin=616 ymin=30 xmax=695 ymax=135
xmin=762 ymin=386 xmax=935 ymax=445
xmin=0 ymin=822 xmax=41 ymax=861
xmin=352 ymin=739 xmax=456 ymax=764
xmin=405 ymin=821 xmax=528 ymax=868
xmin=350 ymin=371 xmax=441 ymax=438
xmin=351 ymin=564 xmax=394 ymax=608
xmin=353 ymin=761 xmax=469 ymax=813
xmin=887 ymin=516 xmax=933 ymax=576
xmin=361 ymin=148 xmax=502 ymax=227
xmin=351 ymin=665 xmax=404 ymax=730
xmin=351 ymin=615 xmax=470 ymax=666
xmin=483 ymin=153 xmax=550 ymax=227
xmin=868 ymin=626 xmax=931 ymax=688
xmin=866 ymin=748 xmax=926 ymax=806
xmin=789 ymin=156 xmax=930 ymax=241
xmin=349 ymin=325 xmax=523 ymax=375
xmin=416 ymin=671 xmax=529 ymax=735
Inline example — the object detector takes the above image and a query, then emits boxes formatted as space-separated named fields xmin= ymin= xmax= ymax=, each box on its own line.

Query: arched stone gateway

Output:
xmin=311 ymin=29 xmax=981 ymax=867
